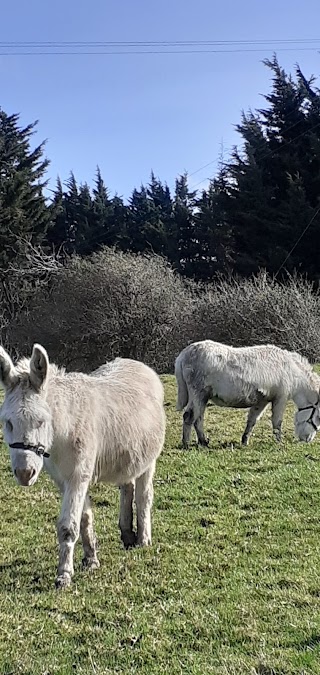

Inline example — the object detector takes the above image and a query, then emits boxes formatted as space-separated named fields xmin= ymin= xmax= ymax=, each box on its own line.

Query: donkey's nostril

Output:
xmin=15 ymin=467 xmax=37 ymax=485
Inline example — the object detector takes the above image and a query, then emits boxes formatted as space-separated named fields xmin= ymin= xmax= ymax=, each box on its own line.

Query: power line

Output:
xmin=1 ymin=47 xmax=320 ymax=56
xmin=0 ymin=37 xmax=320 ymax=56
xmin=1 ymin=39 xmax=320 ymax=46
xmin=189 ymin=99 xmax=318 ymax=187
xmin=192 ymin=118 xmax=320 ymax=189
xmin=275 ymin=204 xmax=320 ymax=277
xmin=189 ymin=158 xmax=222 ymax=177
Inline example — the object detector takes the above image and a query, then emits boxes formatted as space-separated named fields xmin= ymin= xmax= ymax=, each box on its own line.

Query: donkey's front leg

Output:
xmin=81 ymin=493 xmax=100 ymax=571
xmin=271 ymin=396 xmax=287 ymax=443
xmin=56 ymin=477 xmax=89 ymax=589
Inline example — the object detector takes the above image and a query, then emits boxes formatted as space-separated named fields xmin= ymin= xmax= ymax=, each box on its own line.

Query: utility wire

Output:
xmin=275 ymin=204 xmax=320 ymax=277
xmin=1 ymin=47 xmax=320 ymax=55
xmin=1 ymin=38 xmax=320 ymax=46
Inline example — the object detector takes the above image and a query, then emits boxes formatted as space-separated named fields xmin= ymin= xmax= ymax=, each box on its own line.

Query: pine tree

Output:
xmin=127 ymin=176 xmax=169 ymax=255
xmin=223 ymin=56 xmax=320 ymax=278
xmin=92 ymin=167 xmax=127 ymax=250
xmin=0 ymin=109 xmax=51 ymax=266
xmin=172 ymin=174 xmax=197 ymax=275
xmin=195 ymin=170 xmax=233 ymax=279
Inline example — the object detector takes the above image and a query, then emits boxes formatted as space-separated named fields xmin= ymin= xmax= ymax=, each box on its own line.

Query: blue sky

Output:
xmin=1 ymin=0 xmax=320 ymax=200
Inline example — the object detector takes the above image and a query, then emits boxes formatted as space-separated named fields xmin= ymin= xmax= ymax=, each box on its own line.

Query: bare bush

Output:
xmin=196 ymin=272 xmax=320 ymax=362
xmin=6 ymin=253 xmax=320 ymax=373
xmin=8 ymin=248 xmax=196 ymax=372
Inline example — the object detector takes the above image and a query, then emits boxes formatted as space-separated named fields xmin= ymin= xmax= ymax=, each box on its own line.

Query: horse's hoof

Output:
xmin=55 ymin=573 xmax=72 ymax=590
xmin=121 ymin=530 xmax=137 ymax=549
xmin=82 ymin=556 xmax=100 ymax=571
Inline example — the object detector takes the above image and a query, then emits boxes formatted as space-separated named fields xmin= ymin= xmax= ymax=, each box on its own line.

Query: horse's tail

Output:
xmin=175 ymin=355 xmax=188 ymax=410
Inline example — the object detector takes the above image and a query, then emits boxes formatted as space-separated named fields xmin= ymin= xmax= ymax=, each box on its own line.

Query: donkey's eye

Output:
xmin=6 ymin=420 xmax=13 ymax=432
xmin=35 ymin=420 xmax=44 ymax=429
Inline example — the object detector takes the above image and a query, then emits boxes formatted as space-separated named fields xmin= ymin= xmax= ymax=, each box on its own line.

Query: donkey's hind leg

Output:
xmin=194 ymin=392 xmax=210 ymax=447
xmin=81 ymin=493 xmax=100 ymax=570
xmin=242 ymin=399 xmax=269 ymax=445
xmin=182 ymin=390 xmax=201 ymax=448
xmin=119 ymin=481 xmax=136 ymax=549
xmin=135 ymin=461 xmax=156 ymax=547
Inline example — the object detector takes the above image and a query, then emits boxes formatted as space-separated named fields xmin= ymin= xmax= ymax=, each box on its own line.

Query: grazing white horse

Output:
xmin=175 ymin=340 xmax=320 ymax=447
xmin=0 ymin=344 xmax=165 ymax=589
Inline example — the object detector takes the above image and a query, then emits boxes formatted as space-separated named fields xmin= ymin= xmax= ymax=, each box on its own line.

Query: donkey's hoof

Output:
xmin=241 ymin=435 xmax=249 ymax=446
xmin=137 ymin=537 xmax=151 ymax=547
xmin=121 ymin=530 xmax=137 ymax=549
xmin=198 ymin=437 xmax=209 ymax=447
xmin=82 ymin=556 xmax=100 ymax=571
xmin=55 ymin=573 xmax=72 ymax=590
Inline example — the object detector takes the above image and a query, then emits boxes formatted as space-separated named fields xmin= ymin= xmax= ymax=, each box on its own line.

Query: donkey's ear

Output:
xmin=29 ymin=344 xmax=49 ymax=391
xmin=0 ymin=346 xmax=17 ymax=390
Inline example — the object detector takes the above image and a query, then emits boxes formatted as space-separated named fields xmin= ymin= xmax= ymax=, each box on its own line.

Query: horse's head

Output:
xmin=0 ymin=344 xmax=53 ymax=486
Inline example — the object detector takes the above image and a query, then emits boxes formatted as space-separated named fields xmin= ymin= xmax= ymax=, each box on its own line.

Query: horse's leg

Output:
xmin=56 ymin=475 xmax=90 ymax=589
xmin=119 ymin=481 xmax=136 ymax=549
xmin=135 ymin=461 xmax=156 ymax=547
xmin=81 ymin=493 xmax=100 ymax=570
xmin=194 ymin=393 xmax=210 ymax=446
xmin=271 ymin=396 xmax=287 ymax=442
xmin=242 ymin=399 xmax=269 ymax=445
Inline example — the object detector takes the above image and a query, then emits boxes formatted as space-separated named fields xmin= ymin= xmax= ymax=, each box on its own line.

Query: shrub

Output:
xmin=7 ymin=252 xmax=320 ymax=373
xmin=8 ymin=248 xmax=196 ymax=372
xmin=196 ymin=272 xmax=320 ymax=362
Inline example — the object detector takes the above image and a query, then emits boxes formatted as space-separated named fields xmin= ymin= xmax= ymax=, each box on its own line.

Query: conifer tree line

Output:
xmin=2 ymin=56 xmax=320 ymax=281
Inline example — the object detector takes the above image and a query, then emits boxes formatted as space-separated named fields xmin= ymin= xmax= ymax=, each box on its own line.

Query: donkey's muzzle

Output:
xmin=14 ymin=467 xmax=36 ymax=486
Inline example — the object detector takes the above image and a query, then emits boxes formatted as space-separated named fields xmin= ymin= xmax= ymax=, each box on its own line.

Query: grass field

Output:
xmin=1 ymin=375 xmax=320 ymax=674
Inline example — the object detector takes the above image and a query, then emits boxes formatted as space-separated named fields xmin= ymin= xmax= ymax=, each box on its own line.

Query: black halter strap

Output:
xmin=9 ymin=442 xmax=50 ymax=458
xmin=298 ymin=405 xmax=317 ymax=412
xmin=297 ymin=404 xmax=319 ymax=432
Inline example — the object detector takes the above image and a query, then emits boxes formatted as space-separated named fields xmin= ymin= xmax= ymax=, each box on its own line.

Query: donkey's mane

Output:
xmin=15 ymin=357 xmax=65 ymax=381
xmin=289 ymin=350 xmax=313 ymax=372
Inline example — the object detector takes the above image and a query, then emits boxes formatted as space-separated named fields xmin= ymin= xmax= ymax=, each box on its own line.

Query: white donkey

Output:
xmin=0 ymin=344 xmax=166 ymax=589
xmin=175 ymin=340 xmax=320 ymax=447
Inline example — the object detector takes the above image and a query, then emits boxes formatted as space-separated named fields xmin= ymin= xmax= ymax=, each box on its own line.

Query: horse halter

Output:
xmin=9 ymin=442 xmax=50 ymax=458
xmin=297 ymin=403 xmax=320 ymax=433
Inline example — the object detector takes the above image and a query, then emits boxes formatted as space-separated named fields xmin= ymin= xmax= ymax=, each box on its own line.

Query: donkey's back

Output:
xmin=78 ymin=358 xmax=166 ymax=485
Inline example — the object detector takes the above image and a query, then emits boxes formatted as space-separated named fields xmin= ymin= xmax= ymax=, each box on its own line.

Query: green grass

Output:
xmin=1 ymin=375 xmax=320 ymax=674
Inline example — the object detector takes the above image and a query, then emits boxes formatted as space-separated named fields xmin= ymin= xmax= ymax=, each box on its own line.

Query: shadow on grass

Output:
xmin=254 ymin=664 xmax=286 ymax=675
xmin=296 ymin=632 xmax=320 ymax=651
xmin=0 ymin=557 xmax=54 ymax=593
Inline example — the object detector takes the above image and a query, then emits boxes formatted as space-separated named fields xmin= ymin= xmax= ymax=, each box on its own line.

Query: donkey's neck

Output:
xmin=291 ymin=370 xmax=319 ymax=408
xmin=46 ymin=373 xmax=85 ymax=440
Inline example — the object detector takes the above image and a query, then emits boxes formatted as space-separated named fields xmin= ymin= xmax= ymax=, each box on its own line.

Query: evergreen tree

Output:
xmin=0 ymin=109 xmax=50 ymax=266
xmin=127 ymin=175 xmax=169 ymax=255
xmin=195 ymin=170 xmax=233 ymax=279
xmin=92 ymin=167 xmax=127 ymax=250
xmin=172 ymin=174 xmax=197 ymax=275
xmin=223 ymin=56 xmax=320 ymax=278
